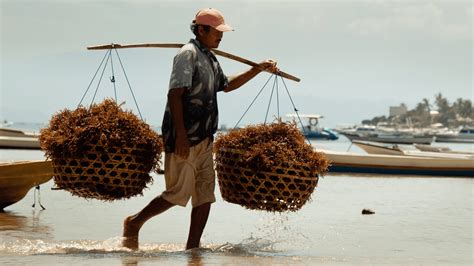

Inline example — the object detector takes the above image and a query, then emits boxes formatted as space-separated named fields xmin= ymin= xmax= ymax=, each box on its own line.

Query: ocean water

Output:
xmin=0 ymin=137 xmax=473 ymax=265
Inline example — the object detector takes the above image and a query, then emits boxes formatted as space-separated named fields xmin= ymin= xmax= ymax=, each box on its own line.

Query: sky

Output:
xmin=1 ymin=0 xmax=472 ymax=128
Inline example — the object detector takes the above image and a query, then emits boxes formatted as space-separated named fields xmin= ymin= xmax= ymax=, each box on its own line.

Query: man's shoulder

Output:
xmin=178 ymin=41 xmax=197 ymax=54
xmin=173 ymin=42 xmax=198 ymax=62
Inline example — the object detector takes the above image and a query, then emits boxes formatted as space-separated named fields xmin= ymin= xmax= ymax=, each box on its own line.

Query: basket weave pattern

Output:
xmin=51 ymin=143 xmax=152 ymax=200
xmin=216 ymin=149 xmax=318 ymax=212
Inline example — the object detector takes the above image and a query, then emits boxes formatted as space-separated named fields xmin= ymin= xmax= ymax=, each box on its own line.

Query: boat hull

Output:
xmin=322 ymin=150 xmax=474 ymax=177
xmin=0 ymin=136 xmax=41 ymax=149
xmin=353 ymin=140 xmax=474 ymax=159
xmin=342 ymin=133 xmax=433 ymax=144
xmin=435 ymin=136 xmax=474 ymax=143
xmin=329 ymin=164 xmax=474 ymax=177
xmin=0 ymin=161 xmax=54 ymax=210
xmin=353 ymin=141 xmax=404 ymax=155
xmin=0 ymin=127 xmax=40 ymax=149
xmin=304 ymin=129 xmax=339 ymax=140
xmin=435 ymin=127 xmax=474 ymax=143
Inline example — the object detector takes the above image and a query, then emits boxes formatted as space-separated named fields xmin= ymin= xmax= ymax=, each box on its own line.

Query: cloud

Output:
xmin=346 ymin=2 xmax=472 ymax=41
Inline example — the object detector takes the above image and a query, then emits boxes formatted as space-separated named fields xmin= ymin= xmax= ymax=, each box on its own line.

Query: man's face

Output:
xmin=199 ymin=26 xmax=223 ymax=49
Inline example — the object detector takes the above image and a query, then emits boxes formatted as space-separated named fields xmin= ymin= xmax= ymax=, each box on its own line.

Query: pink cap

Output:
xmin=195 ymin=8 xmax=233 ymax=32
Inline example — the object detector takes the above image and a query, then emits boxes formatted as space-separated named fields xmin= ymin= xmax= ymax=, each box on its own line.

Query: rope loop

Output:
xmin=78 ymin=46 xmax=144 ymax=120
xmin=232 ymin=72 xmax=311 ymax=144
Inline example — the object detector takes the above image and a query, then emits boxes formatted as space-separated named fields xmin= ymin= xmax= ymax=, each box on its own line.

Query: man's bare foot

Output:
xmin=122 ymin=216 xmax=140 ymax=250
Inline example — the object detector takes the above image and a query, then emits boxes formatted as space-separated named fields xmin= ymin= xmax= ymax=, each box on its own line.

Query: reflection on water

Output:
xmin=0 ymin=212 xmax=29 ymax=231
xmin=0 ymin=210 xmax=52 ymax=240
xmin=121 ymin=257 xmax=138 ymax=266
xmin=186 ymin=249 xmax=204 ymax=266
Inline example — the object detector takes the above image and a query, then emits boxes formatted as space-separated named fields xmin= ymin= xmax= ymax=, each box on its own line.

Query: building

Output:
xmin=389 ymin=105 xmax=407 ymax=117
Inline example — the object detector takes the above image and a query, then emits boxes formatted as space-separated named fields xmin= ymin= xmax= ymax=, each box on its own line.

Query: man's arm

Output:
xmin=224 ymin=59 xmax=278 ymax=93
xmin=168 ymin=87 xmax=190 ymax=158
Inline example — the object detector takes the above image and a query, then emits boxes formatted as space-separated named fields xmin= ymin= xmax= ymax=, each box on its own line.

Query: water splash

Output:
xmin=0 ymin=237 xmax=186 ymax=256
xmin=1 ymin=236 xmax=283 ymax=258
xmin=0 ymin=214 xmax=310 ymax=258
xmin=207 ymin=213 xmax=314 ymax=257
xmin=211 ymin=237 xmax=277 ymax=255
xmin=246 ymin=212 xmax=314 ymax=253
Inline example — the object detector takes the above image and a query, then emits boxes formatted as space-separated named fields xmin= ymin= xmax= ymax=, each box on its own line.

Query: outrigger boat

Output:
xmin=340 ymin=131 xmax=433 ymax=144
xmin=323 ymin=149 xmax=474 ymax=177
xmin=337 ymin=125 xmax=433 ymax=144
xmin=0 ymin=136 xmax=41 ymax=149
xmin=434 ymin=127 xmax=474 ymax=143
xmin=0 ymin=127 xmax=37 ymax=138
xmin=352 ymin=140 xmax=474 ymax=159
xmin=0 ymin=160 xmax=53 ymax=210
xmin=0 ymin=128 xmax=40 ymax=149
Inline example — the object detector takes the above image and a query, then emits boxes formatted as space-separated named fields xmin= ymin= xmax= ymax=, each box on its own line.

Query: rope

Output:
xmin=114 ymin=48 xmax=144 ymax=120
xmin=233 ymin=74 xmax=274 ymax=129
xmin=78 ymin=49 xmax=110 ymax=107
xmin=31 ymin=185 xmax=46 ymax=210
xmin=280 ymin=76 xmax=311 ymax=144
xmin=346 ymin=142 xmax=353 ymax=152
xmin=90 ymin=49 xmax=112 ymax=107
xmin=77 ymin=47 xmax=144 ymax=121
xmin=264 ymin=75 xmax=278 ymax=124
xmin=233 ymin=73 xmax=309 ymax=144
xmin=109 ymin=49 xmax=117 ymax=102
xmin=276 ymin=74 xmax=280 ymax=119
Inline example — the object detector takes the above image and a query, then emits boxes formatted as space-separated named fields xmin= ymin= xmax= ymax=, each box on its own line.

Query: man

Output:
xmin=122 ymin=8 xmax=278 ymax=250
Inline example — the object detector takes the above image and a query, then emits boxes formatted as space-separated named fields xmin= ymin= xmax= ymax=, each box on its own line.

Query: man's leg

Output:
xmin=186 ymin=138 xmax=215 ymax=250
xmin=185 ymin=202 xmax=211 ymax=249
xmin=122 ymin=196 xmax=174 ymax=250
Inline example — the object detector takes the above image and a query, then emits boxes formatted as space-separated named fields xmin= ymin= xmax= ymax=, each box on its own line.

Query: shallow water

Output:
xmin=1 ymin=140 xmax=473 ymax=265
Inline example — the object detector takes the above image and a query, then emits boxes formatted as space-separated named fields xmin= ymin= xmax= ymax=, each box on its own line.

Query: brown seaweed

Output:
xmin=40 ymin=98 xmax=163 ymax=174
xmin=213 ymin=121 xmax=329 ymax=175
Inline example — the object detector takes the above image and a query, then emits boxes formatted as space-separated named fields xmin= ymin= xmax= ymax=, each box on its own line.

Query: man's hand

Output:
xmin=168 ymin=87 xmax=189 ymax=159
xmin=175 ymin=133 xmax=190 ymax=159
xmin=258 ymin=59 xmax=279 ymax=74
xmin=225 ymin=59 xmax=279 ymax=93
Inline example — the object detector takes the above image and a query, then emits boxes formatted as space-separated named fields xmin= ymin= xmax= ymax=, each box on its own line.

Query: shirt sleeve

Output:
xmin=169 ymin=48 xmax=195 ymax=90
xmin=217 ymin=74 xmax=228 ymax=92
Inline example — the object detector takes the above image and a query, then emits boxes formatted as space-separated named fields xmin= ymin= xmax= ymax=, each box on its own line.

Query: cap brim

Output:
xmin=214 ymin=24 xmax=234 ymax=32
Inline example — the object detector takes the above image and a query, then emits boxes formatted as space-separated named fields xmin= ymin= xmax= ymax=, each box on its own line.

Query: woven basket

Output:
xmin=51 ymin=143 xmax=152 ymax=200
xmin=215 ymin=149 xmax=319 ymax=212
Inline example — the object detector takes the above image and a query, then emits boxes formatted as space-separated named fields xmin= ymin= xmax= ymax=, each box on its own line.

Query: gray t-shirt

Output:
xmin=161 ymin=39 xmax=228 ymax=153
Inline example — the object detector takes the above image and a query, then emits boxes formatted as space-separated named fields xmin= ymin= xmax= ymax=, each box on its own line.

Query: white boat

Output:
xmin=337 ymin=126 xmax=433 ymax=144
xmin=413 ymin=144 xmax=452 ymax=153
xmin=286 ymin=114 xmax=339 ymax=140
xmin=0 ymin=128 xmax=40 ymax=149
xmin=435 ymin=127 xmax=474 ymax=143
xmin=0 ymin=160 xmax=53 ymax=210
xmin=322 ymin=149 xmax=474 ymax=177
xmin=352 ymin=140 xmax=474 ymax=159
xmin=0 ymin=127 xmax=37 ymax=138
xmin=352 ymin=140 xmax=405 ymax=156
xmin=0 ymin=136 xmax=41 ymax=149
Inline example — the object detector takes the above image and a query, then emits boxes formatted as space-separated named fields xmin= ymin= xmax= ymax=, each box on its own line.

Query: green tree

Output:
xmin=452 ymin=98 xmax=473 ymax=118
xmin=362 ymin=115 xmax=387 ymax=125
xmin=362 ymin=93 xmax=473 ymax=128
xmin=434 ymin=93 xmax=455 ymax=126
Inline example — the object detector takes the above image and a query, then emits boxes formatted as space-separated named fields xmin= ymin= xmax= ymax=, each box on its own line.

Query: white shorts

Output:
xmin=161 ymin=138 xmax=216 ymax=207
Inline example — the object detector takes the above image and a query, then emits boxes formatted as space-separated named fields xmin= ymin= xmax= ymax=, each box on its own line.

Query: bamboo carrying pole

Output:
xmin=87 ymin=43 xmax=300 ymax=82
